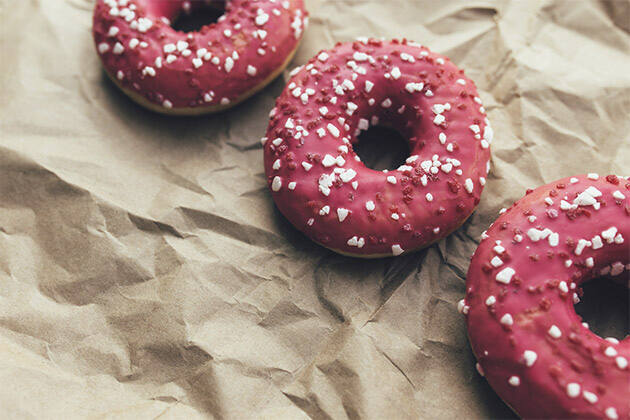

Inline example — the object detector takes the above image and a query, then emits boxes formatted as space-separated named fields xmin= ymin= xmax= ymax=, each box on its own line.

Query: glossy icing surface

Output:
xmin=93 ymin=0 xmax=307 ymax=110
xmin=463 ymin=174 xmax=629 ymax=419
xmin=263 ymin=39 xmax=492 ymax=257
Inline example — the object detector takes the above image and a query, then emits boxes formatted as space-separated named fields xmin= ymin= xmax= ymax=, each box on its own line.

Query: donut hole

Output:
xmin=171 ymin=0 xmax=226 ymax=33
xmin=355 ymin=125 xmax=410 ymax=171
xmin=574 ymin=276 xmax=629 ymax=341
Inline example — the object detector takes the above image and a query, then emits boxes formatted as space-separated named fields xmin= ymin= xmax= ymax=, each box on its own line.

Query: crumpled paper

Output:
xmin=0 ymin=0 xmax=628 ymax=418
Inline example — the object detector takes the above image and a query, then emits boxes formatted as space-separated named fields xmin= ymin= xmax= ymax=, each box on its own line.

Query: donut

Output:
xmin=92 ymin=0 xmax=308 ymax=115
xmin=462 ymin=174 xmax=629 ymax=418
xmin=262 ymin=39 xmax=492 ymax=257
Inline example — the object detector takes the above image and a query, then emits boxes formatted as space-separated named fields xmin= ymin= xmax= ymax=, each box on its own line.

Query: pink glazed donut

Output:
xmin=462 ymin=174 xmax=629 ymax=419
xmin=93 ymin=0 xmax=307 ymax=115
xmin=263 ymin=39 xmax=492 ymax=257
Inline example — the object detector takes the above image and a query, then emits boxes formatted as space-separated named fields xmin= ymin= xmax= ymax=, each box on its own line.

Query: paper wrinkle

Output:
xmin=1 ymin=0 xmax=628 ymax=418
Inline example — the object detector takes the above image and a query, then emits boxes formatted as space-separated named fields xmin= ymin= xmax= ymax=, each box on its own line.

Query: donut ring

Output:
xmin=263 ymin=39 xmax=492 ymax=258
xmin=93 ymin=0 xmax=308 ymax=115
xmin=462 ymin=174 xmax=629 ymax=419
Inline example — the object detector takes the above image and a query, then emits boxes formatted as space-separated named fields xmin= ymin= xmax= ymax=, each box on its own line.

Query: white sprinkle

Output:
xmin=327 ymin=124 xmax=340 ymax=138
xmin=288 ymin=182 xmax=296 ymax=190
xmin=425 ymin=193 xmax=433 ymax=202
xmin=500 ymin=313 xmax=513 ymax=326
xmin=548 ymin=325 xmax=561 ymax=339
xmin=405 ymin=82 xmax=424 ymax=93
xmin=616 ymin=356 xmax=628 ymax=369
xmin=605 ymin=407 xmax=618 ymax=420
xmin=353 ymin=52 xmax=369 ymax=61
xmin=602 ymin=227 xmax=618 ymax=242
xmin=390 ymin=66 xmax=401 ymax=79
xmin=433 ymin=114 xmax=445 ymax=125
xmin=176 ymin=40 xmax=188 ymax=52
xmin=272 ymin=159 xmax=281 ymax=170
xmin=162 ymin=99 xmax=172 ymax=109
xmin=321 ymin=154 xmax=336 ymax=167
xmin=255 ymin=13 xmax=269 ymax=26
xmin=127 ymin=38 xmax=139 ymax=49
xmin=485 ymin=296 xmax=496 ymax=306
xmin=192 ymin=58 xmax=203 ymax=68
xmin=391 ymin=244 xmax=404 ymax=256
xmin=495 ymin=267 xmax=515 ymax=284
xmin=224 ymin=57 xmax=234 ymax=73
xmin=508 ymin=376 xmax=520 ymax=386
xmin=271 ymin=176 xmax=282 ymax=191
xmin=317 ymin=52 xmax=329 ymax=62
xmin=301 ymin=162 xmax=312 ymax=171
xmin=319 ymin=206 xmax=330 ymax=216
xmin=559 ymin=281 xmax=569 ymax=293
xmin=582 ymin=390 xmax=598 ymax=404
xmin=612 ymin=190 xmax=626 ymax=200
xmin=387 ymin=176 xmax=397 ymax=185
xmin=247 ymin=65 xmax=257 ymax=76
xmin=456 ymin=78 xmax=466 ymax=85
xmin=523 ymin=350 xmax=537 ymax=367
xmin=365 ymin=80 xmax=374 ymax=93
xmin=365 ymin=201 xmax=375 ymax=211
xmin=337 ymin=208 xmax=349 ymax=222
xmin=136 ymin=17 xmax=152 ymax=32
xmin=490 ymin=256 xmax=503 ymax=267
xmin=339 ymin=169 xmax=356 ymax=182
xmin=587 ymin=173 xmax=599 ymax=180
xmin=575 ymin=238 xmax=593 ymax=256
xmin=346 ymin=102 xmax=358 ymax=115
xmin=566 ymin=383 xmax=580 ymax=398
xmin=381 ymin=98 xmax=392 ymax=108
xmin=342 ymin=79 xmax=355 ymax=90
xmin=142 ymin=66 xmax=156 ymax=77
xmin=604 ymin=346 xmax=617 ymax=357
xmin=98 ymin=43 xmax=110 ymax=53
xmin=476 ymin=363 xmax=484 ymax=376
xmin=464 ymin=178 xmax=474 ymax=194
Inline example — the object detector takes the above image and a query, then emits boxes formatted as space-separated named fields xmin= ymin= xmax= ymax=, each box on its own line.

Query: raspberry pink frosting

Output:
xmin=263 ymin=39 xmax=492 ymax=257
xmin=93 ymin=0 xmax=307 ymax=110
xmin=463 ymin=174 xmax=629 ymax=419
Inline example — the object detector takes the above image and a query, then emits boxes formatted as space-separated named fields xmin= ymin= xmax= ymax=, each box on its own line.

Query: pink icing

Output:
xmin=464 ymin=174 xmax=629 ymax=418
xmin=93 ymin=0 xmax=307 ymax=109
xmin=263 ymin=39 xmax=492 ymax=256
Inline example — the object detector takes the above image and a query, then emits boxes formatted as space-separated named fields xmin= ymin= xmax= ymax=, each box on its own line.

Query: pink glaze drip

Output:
xmin=93 ymin=0 xmax=308 ymax=109
xmin=464 ymin=174 xmax=629 ymax=419
xmin=263 ymin=39 xmax=492 ymax=256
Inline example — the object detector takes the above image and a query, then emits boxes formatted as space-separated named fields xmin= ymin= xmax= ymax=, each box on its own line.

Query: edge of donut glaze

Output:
xmin=104 ymin=45 xmax=299 ymax=115
xmin=263 ymin=38 xmax=492 ymax=258
xmin=321 ymin=212 xmax=471 ymax=258
xmin=93 ymin=0 xmax=308 ymax=114
xmin=463 ymin=174 xmax=629 ymax=419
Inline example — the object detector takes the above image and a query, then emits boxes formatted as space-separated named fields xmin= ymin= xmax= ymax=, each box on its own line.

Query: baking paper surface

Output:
xmin=0 ymin=0 xmax=629 ymax=418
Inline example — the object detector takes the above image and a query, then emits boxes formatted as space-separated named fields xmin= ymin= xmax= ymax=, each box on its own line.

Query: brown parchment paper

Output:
xmin=0 ymin=0 xmax=629 ymax=418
